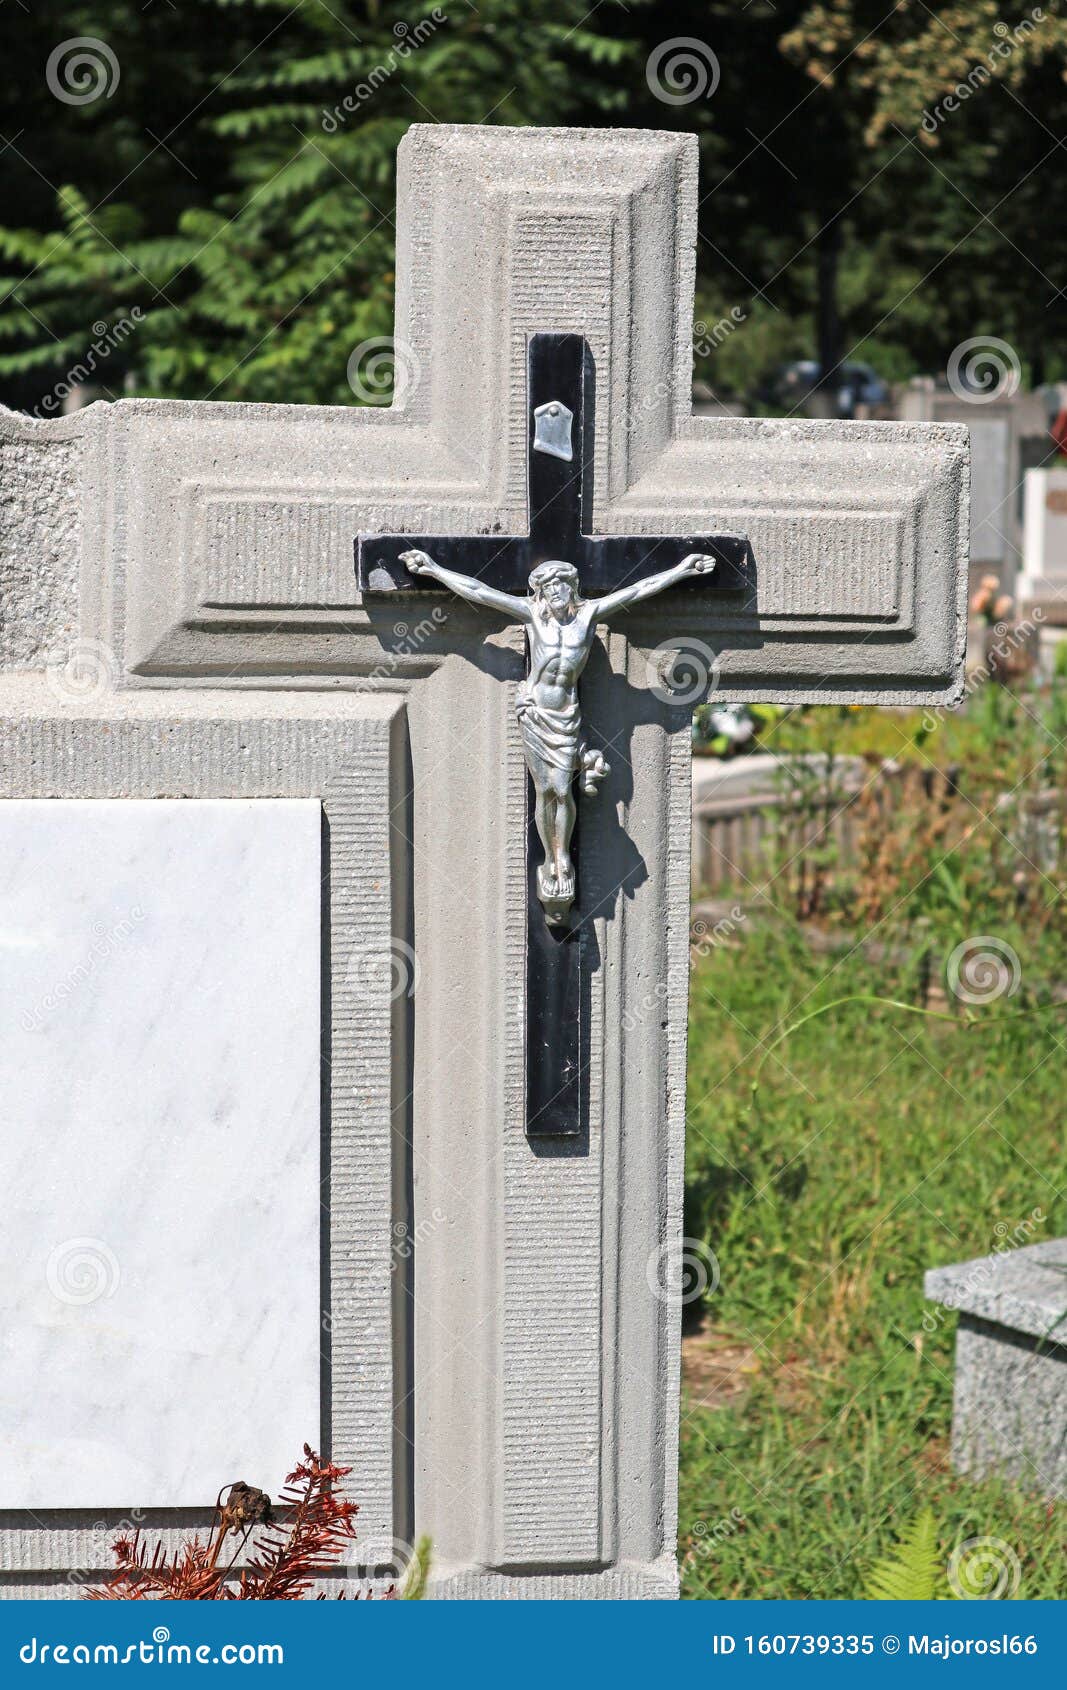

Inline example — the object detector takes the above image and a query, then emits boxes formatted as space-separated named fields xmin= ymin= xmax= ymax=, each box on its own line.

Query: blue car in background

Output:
xmin=756 ymin=358 xmax=890 ymax=417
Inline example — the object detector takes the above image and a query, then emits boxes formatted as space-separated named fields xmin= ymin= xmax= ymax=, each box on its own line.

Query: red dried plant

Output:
xmin=89 ymin=1445 xmax=385 ymax=1600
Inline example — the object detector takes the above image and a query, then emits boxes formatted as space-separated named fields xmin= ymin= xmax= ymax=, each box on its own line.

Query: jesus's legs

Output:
xmin=552 ymin=785 xmax=575 ymax=892
xmin=532 ymin=784 xmax=557 ymax=888
xmin=534 ymin=788 xmax=573 ymax=891
xmin=532 ymin=774 xmax=576 ymax=921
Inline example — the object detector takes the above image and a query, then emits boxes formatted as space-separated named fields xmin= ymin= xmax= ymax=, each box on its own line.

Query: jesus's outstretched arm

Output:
xmin=590 ymin=552 xmax=721 ymax=621
xmin=400 ymin=549 xmax=532 ymax=622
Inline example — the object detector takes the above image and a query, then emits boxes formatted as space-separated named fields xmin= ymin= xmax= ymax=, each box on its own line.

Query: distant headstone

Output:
xmin=1019 ymin=465 xmax=1067 ymax=626
xmin=925 ymin=1239 xmax=1067 ymax=1500
xmin=899 ymin=379 xmax=1047 ymax=588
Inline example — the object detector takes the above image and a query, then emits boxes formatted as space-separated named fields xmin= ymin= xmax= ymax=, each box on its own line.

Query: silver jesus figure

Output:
xmin=400 ymin=548 xmax=718 ymax=924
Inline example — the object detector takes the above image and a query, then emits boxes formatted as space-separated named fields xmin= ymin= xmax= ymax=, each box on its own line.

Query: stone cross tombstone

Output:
xmin=0 ymin=126 xmax=967 ymax=1600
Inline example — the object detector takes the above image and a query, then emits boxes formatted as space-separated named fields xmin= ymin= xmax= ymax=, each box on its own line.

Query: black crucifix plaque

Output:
xmin=356 ymin=333 xmax=747 ymax=1137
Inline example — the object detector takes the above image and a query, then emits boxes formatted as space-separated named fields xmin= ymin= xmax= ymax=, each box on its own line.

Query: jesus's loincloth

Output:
xmin=515 ymin=684 xmax=580 ymax=781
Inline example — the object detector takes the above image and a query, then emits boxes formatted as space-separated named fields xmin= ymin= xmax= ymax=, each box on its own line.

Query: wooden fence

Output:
xmin=691 ymin=755 xmax=861 ymax=896
xmin=691 ymin=756 xmax=968 ymax=904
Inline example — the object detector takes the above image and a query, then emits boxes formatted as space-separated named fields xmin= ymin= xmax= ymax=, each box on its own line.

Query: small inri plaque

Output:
xmin=533 ymin=399 xmax=574 ymax=462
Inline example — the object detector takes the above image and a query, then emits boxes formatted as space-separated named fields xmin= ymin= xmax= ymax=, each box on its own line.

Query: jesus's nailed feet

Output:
xmin=537 ymin=861 xmax=575 ymax=926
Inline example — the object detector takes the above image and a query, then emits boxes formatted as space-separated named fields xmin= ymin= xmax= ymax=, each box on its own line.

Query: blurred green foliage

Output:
xmin=0 ymin=0 xmax=636 ymax=404
xmin=3 ymin=1 xmax=1067 ymax=409
xmin=681 ymin=911 xmax=1067 ymax=1598
xmin=680 ymin=681 xmax=1067 ymax=1597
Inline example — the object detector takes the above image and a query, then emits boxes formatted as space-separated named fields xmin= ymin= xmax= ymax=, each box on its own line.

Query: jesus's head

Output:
xmin=529 ymin=560 xmax=580 ymax=621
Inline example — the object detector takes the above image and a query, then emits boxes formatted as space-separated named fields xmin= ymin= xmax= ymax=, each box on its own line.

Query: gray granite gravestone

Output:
xmin=0 ymin=125 xmax=967 ymax=1599
xmin=925 ymin=1239 xmax=1067 ymax=1500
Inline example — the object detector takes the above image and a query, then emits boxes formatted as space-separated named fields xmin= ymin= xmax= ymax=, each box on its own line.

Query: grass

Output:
xmin=678 ymin=692 xmax=1067 ymax=1600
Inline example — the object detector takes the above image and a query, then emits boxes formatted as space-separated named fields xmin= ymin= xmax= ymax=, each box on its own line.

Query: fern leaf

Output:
xmin=400 ymin=1536 xmax=432 ymax=1599
xmin=864 ymin=1508 xmax=943 ymax=1600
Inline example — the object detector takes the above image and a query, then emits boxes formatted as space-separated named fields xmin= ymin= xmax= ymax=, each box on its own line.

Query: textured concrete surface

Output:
xmin=0 ymin=411 xmax=80 ymax=669
xmin=926 ymin=1240 xmax=1067 ymax=1500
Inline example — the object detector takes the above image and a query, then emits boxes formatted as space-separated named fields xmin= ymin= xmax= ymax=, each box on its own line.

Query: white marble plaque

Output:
xmin=0 ymin=799 xmax=321 ymax=1508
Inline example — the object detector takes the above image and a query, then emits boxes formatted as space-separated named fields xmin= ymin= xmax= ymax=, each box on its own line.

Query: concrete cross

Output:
xmin=0 ymin=125 xmax=967 ymax=1599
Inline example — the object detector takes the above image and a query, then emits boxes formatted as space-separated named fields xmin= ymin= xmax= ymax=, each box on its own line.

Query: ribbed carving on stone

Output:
xmin=323 ymin=759 xmax=400 ymax=1549
xmin=749 ymin=508 xmax=904 ymax=619
xmin=432 ymin=1564 xmax=678 ymax=1599
xmin=662 ymin=708 xmax=692 ymax=1549
xmin=0 ymin=717 xmax=378 ymax=797
xmin=202 ymin=499 xmax=359 ymax=607
xmin=507 ymin=211 xmax=615 ymax=519
xmin=498 ymin=689 xmax=603 ymax=1567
